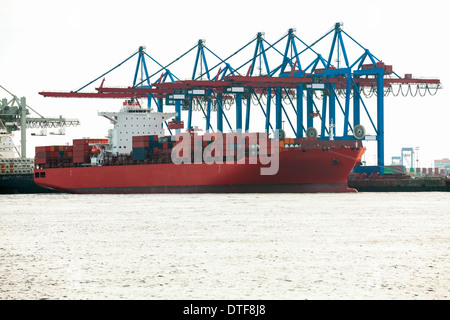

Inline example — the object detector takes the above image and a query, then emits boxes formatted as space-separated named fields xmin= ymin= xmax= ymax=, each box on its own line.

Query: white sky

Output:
xmin=1 ymin=0 xmax=449 ymax=168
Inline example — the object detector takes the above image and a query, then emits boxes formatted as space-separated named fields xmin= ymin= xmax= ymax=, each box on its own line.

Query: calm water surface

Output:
xmin=1 ymin=192 xmax=449 ymax=300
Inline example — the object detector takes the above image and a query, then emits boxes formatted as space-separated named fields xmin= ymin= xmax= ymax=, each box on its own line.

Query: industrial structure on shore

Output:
xmin=0 ymin=86 xmax=79 ymax=193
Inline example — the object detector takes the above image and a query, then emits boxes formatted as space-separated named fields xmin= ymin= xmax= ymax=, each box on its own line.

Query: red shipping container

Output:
xmin=73 ymin=150 xmax=91 ymax=157
xmin=35 ymin=152 xmax=48 ymax=158
xmin=73 ymin=138 xmax=108 ymax=145
xmin=73 ymin=144 xmax=91 ymax=151
xmin=73 ymin=139 xmax=89 ymax=145
xmin=132 ymin=135 xmax=150 ymax=142
xmin=73 ymin=156 xmax=90 ymax=163
xmin=89 ymin=138 xmax=107 ymax=144
xmin=167 ymin=120 xmax=184 ymax=129
xmin=35 ymin=146 xmax=50 ymax=153
xmin=35 ymin=157 xmax=48 ymax=164
xmin=45 ymin=151 xmax=57 ymax=158
xmin=133 ymin=141 xmax=149 ymax=148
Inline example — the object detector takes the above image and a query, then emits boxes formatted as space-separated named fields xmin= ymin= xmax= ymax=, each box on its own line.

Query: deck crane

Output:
xmin=39 ymin=23 xmax=442 ymax=174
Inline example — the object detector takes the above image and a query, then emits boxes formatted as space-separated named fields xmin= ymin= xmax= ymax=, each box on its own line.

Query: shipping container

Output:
xmin=73 ymin=156 xmax=91 ymax=163
xmin=167 ymin=120 xmax=184 ymax=129
xmin=132 ymin=135 xmax=150 ymax=142
xmin=132 ymin=148 xmax=147 ymax=161
xmin=73 ymin=138 xmax=108 ymax=145
xmin=73 ymin=144 xmax=92 ymax=151
xmin=384 ymin=166 xmax=393 ymax=174
xmin=133 ymin=140 xmax=149 ymax=148
xmin=73 ymin=150 xmax=91 ymax=157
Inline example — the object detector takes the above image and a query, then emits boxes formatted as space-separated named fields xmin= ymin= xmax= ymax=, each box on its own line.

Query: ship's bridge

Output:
xmin=99 ymin=104 xmax=177 ymax=156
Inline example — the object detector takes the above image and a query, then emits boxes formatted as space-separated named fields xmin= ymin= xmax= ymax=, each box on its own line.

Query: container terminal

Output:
xmin=2 ymin=23 xmax=447 ymax=193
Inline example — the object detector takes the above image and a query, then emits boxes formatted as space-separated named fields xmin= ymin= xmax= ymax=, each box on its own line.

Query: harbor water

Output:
xmin=1 ymin=192 xmax=449 ymax=300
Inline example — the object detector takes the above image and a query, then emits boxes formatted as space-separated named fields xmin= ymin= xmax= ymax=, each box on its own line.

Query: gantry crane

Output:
xmin=1 ymin=86 xmax=80 ymax=158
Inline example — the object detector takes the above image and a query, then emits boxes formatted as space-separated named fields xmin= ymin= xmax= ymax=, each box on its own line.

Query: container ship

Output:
xmin=33 ymin=101 xmax=365 ymax=194
xmin=0 ymin=129 xmax=54 ymax=193
xmin=0 ymin=129 xmax=34 ymax=193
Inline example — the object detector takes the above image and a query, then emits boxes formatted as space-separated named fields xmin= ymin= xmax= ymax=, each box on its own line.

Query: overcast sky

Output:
xmin=1 ymin=0 xmax=448 ymax=167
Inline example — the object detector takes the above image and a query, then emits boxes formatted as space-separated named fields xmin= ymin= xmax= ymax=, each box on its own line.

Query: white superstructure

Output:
xmin=99 ymin=100 xmax=176 ymax=156
xmin=0 ymin=130 xmax=33 ymax=175
xmin=0 ymin=130 xmax=16 ymax=158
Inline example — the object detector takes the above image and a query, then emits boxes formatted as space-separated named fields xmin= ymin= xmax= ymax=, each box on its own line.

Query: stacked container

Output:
xmin=73 ymin=139 xmax=107 ymax=164
xmin=35 ymin=145 xmax=73 ymax=166
xmin=0 ymin=158 xmax=34 ymax=174
xmin=283 ymin=137 xmax=302 ymax=148
xmin=132 ymin=135 xmax=175 ymax=161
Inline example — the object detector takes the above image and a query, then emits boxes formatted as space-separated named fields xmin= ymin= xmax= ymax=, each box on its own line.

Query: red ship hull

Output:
xmin=34 ymin=141 xmax=365 ymax=194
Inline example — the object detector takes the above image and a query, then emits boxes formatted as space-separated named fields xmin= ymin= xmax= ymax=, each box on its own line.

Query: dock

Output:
xmin=349 ymin=173 xmax=449 ymax=192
